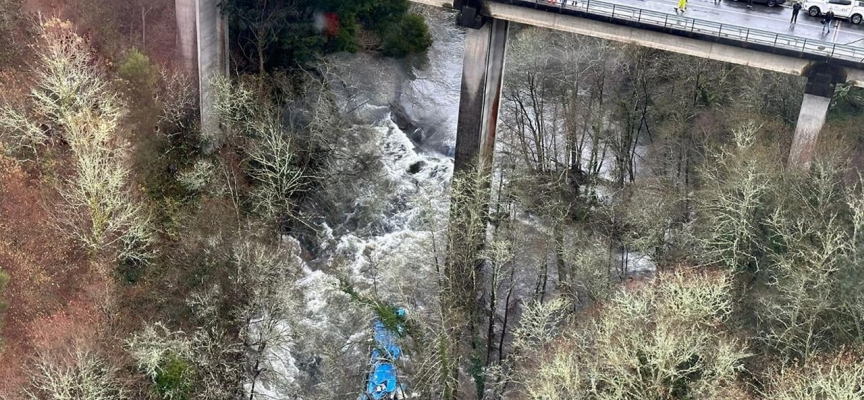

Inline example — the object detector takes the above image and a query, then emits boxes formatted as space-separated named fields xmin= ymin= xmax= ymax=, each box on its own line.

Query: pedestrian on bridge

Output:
xmin=822 ymin=10 xmax=835 ymax=33
xmin=791 ymin=1 xmax=801 ymax=23
xmin=674 ymin=0 xmax=688 ymax=13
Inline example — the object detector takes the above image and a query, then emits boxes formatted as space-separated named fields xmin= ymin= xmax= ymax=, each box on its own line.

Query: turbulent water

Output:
xmin=246 ymin=7 xmax=658 ymax=397
xmin=325 ymin=6 xmax=465 ymax=281
xmin=247 ymin=6 xmax=465 ymax=399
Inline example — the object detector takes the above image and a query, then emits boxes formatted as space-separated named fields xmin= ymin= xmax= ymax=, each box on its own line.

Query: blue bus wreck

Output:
xmin=361 ymin=309 xmax=407 ymax=400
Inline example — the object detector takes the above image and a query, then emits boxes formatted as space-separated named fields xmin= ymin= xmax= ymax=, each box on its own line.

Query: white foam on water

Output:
xmin=246 ymin=7 xmax=462 ymax=398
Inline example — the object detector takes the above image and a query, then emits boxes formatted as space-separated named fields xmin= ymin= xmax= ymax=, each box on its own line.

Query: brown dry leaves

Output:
xmin=0 ymin=153 xmax=108 ymax=398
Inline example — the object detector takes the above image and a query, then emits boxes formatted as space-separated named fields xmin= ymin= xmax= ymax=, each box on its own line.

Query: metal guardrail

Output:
xmin=490 ymin=0 xmax=864 ymax=64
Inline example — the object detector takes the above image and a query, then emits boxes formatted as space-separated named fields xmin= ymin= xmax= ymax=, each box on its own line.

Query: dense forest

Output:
xmin=222 ymin=0 xmax=432 ymax=70
xmin=1 ymin=0 xmax=864 ymax=399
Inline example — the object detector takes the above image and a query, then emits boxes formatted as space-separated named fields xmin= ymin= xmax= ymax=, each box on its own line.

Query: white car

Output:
xmin=803 ymin=0 xmax=864 ymax=24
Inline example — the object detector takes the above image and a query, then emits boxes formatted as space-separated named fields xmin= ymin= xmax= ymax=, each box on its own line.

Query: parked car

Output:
xmin=730 ymin=0 xmax=787 ymax=7
xmin=803 ymin=0 xmax=864 ymax=24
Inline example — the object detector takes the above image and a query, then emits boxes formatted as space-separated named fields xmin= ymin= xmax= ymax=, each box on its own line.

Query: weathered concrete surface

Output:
xmin=196 ymin=0 xmax=229 ymax=146
xmin=847 ymin=69 xmax=864 ymax=87
xmin=788 ymin=68 xmax=838 ymax=168
xmin=486 ymin=2 xmax=813 ymax=77
xmin=789 ymin=94 xmax=831 ymax=168
xmin=176 ymin=0 xmax=197 ymax=72
xmin=454 ymin=18 xmax=509 ymax=172
xmin=409 ymin=0 xmax=864 ymax=88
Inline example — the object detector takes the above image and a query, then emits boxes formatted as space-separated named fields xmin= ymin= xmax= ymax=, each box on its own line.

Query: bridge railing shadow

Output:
xmin=489 ymin=0 xmax=864 ymax=65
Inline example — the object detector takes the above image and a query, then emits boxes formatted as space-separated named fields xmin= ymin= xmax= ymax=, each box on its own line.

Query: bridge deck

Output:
xmin=501 ymin=0 xmax=864 ymax=66
xmin=410 ymin=0 xmax=864 ymax=85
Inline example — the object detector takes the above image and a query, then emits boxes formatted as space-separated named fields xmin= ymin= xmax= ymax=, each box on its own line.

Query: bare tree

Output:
xmin=412 ymin=299 xmax=466 ymax=400
xmin=221 ymin=0 xmax=290 ymax=89
xmin=25 ymin=349 xmax=127 ymax=400
xmin=127 ymin=322 xmax=195 ymax=395
xmin=55 ymin=133 xmax=153 ymax=263
xmin=245 ymin=114 xmax=306 ymax=221
xmin=753 ymin=160 xmax=862 ymax=362
xmin=762 ymin=352 xmax=864 ymax=399
xmin=134 ymin=0 xmax=160 ymax=48
xmin=0 ymin=19 xmax=154 ymax=264
xmin=230 ymin=237 xmax=302 ymax=399
xmin=212 ymin=77 xmax=308 ymax=224
xmin=127 ymin=315 xmax=244 ymax=400
xmin=696 ymin=123 xmax=780 ymax=272
xmin=0 ymin=105 xmax=44 ymax=156
xmin=510 ymin=270 xmax=749 ymax=399
xmin=158 ymin=69 xmax=198 ymax=134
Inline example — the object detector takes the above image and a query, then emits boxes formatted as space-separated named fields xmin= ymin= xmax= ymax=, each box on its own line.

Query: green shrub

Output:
xmin=154 ymin=355 xmax=193 ymax=400
xmin=830 ymin=84 xmax=864 ymax=120
xmin=340 ymin=280 xmax=411 ymax=336
xmin=330 ymin=15 xmax=360 ymax=53
xmin=381 ymin=14 xmax=432 ymax=57
xmin=357 ymin=0 xmax=409 ymax=30
xmin=118 ymin=48 xmax=158 ymax=89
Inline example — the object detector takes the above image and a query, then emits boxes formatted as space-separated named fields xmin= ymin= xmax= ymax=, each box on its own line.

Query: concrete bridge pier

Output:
xmin=788 ymin=66 xmax=843 ymax=168
xmin=196 ymin=0 xmax=229 ymax=143
xmin=453 ymin=17 xmax=509 ymax=172
xmin=447 ymin=15 xmax=510 ymax=394
xmin=176 ymin=0 xmax=197 ymax=72
xmin=174 ymin=0 xmax=228 ymax=147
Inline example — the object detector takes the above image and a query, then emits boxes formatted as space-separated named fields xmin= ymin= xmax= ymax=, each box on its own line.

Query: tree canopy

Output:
xmin=220 ymin=0 xmax=430 ymax=71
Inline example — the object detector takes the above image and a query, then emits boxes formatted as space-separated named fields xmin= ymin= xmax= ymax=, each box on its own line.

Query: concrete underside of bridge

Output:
xmin=488 ymin=3 xmax=864 ymax=87
xmin=413 ymin=0 xmax=858 ymax=167
xmin=186 ymin=0 xmax=853 ymax=167
xmin=411 ymin=0 xmax=864 ymax=87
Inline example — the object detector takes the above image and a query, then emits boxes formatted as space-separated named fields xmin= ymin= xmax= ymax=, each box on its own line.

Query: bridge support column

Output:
xmin=176 ymin=0 xmax=197 ymax=72
xmin=447 ymin=18 xmax=510 ymax=397
xmin=195 ymin=0 xmax=229 ymax=149
xmin=789 ymin=70 xmax=837 ymax=168
xmin=454 ymin=18 xmax=509 ymax=172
